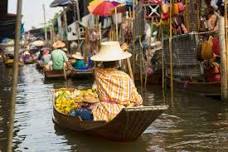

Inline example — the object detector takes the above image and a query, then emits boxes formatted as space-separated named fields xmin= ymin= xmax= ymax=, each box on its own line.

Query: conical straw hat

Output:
xmin=53 ymin=40 xmax=65 ymax=49
xmin=91 ymin=41 xmax=132 ymax=62
xmin=72 ymin=52 xmax=84 ymax=60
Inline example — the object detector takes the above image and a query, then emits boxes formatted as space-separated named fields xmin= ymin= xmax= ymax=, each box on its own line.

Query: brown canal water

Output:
xmin=0 ymin=63 xmax=228 ymax=152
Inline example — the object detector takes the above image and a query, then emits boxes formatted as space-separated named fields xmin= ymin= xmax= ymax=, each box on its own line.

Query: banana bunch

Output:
xmin=55 ymin=89 xmax=78 ymax=114
xmin=54 ymin=88 xmax=99 ymax=114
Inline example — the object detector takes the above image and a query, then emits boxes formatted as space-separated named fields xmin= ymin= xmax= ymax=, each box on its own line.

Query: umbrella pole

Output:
xmin=7 ymin=0 xmax=22 ymax=151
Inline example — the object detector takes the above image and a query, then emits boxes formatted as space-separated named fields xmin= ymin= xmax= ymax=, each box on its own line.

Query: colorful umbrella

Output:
xmin=89 ymin=0 xmax=120 ymax=16
xmin=88 ymin=0 xmax=104 ymax=12
xmin=110 ymin=3 xmax=127 ymax=14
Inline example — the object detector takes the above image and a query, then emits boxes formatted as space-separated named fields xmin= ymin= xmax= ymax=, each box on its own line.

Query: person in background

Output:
xmin=41 ymin=47 xmax=51 ymax=64
xmin=72 ymin=52 xmax=86 ymax=70
xmin=39 ymin=47 xmax=51 ymax=70
xmin=51 ymin=40 xmax=69 ymax=70
xmin=206 ymin=7 xmax=219 ymax=31
xmin=90 ymin=41 xmax=143 ymax=122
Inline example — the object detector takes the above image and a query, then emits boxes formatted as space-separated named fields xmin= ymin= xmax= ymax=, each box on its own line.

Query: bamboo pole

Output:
xmin=132 ymin=0 xmax=136 ymax=80
xmin=7 ymin=0 xmax=22 ymax=151
xmin=115 ymin=8 xmax=118 ymax=41
xmin=63 ymin=7 xmax=68 ymax=41
xmin=75 ymin=0 xmax=81 ymax=51
xmin=139 ymin=36 xmax=143 ymax=87
xmin=43 ymin=4 xmax=48 ymax=43
xmin=169 ymin=0 xmax=174 ymax=104
xmin=220 ymin=3 xmax=228 ymax=101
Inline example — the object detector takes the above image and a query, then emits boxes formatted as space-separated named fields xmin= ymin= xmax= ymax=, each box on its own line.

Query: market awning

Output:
xmin=50 ymin=0 xmax=72 ymax=7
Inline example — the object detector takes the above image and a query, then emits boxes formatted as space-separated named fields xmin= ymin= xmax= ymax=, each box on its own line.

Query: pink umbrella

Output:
xmin=91 ymin=1 xmax=120 ymax=16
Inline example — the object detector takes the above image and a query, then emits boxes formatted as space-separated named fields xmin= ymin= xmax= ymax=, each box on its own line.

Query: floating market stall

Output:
xmin=52 ymin=88 xmax=168 ymax=141
xmin=163 ymin=0 xmax=224 ymax=96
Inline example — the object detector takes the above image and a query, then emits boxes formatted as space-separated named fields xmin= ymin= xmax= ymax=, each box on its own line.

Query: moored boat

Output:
xmin=44 ymin=69 xmax=68 ymax=80
xmin=4 ymin=59 xmax=23 ymax=67
xmin=23 ymin=59 xmax=35 ymax=65
xmin=53 ymin=102 xmax=168 ymax=141
xmin=166 ymin=76 xmax=220 ymax=96
xmin=70 ymin=68 xmax=94 ymax=79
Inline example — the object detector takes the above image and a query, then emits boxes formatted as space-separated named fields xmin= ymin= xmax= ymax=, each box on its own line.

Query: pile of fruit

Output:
xmin=54 ymin=88 xmax=99 ymax=115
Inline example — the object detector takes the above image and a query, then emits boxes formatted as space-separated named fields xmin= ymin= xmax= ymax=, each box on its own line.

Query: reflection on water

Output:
xmin=0 ymin=63 xmax=228 ymax=151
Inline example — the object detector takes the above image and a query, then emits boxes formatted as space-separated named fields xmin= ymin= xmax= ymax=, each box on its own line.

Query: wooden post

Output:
xmin=7 ymin=0 xmax=22 ymax=151
xmin=75 ymin=0 xmax=81 ymax=51
xmin=63 ymin=7 xmax=68 ymax=41
xmin=115 ymin=8 xmax=118 ymax=41
xmin=169 ymin=0 xmax=174 ymax=104
xmin=43 ymin=4 xmax=48 ymax=43
xmin=220 ymin=7 xmax=228 ymax=101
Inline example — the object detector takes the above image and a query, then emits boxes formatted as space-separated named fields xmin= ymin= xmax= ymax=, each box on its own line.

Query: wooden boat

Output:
xmin=166 ymin=76 xmax=220 ymax=95
xmin=70 ymin=68 xmax=94 ymax=79
xmin=4 ymin=59 xmax=23 ymax=67
xmin=4 ymin=59 xmax=14 ymax=67
xmin=53 ymin=104 xmax=168 ymax=141
xmin=44 ymin=69 xmax=68 ymax=80
xmin=23 ymin=59 xmax=35 ymax=65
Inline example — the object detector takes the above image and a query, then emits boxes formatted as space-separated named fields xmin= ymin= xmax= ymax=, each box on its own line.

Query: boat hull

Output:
xmin=53 ymin=105 xmax=168 ymax=141
xmin=44 ymin=70 xmax=66 ymax=79
xmin=166 ymin=77 xmax=220 ymax=95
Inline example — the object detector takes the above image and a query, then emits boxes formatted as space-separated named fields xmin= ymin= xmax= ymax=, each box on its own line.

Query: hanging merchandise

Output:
xmin=143 ymin=0 xmax=162 ymax=5
xmin=161 ymin=0 xmax=169 ymax=14
xmin=161 ymin=0 xmax=169 ymax=20
xmin=177 ymin=0 xmax=185 ymax=13
xmin=212 ymin=36 xmax=220 ymax=56
xmin=173 ymin=2 xmax=180 ymax=15
xmin=201 ymin=36 xmax=214 ymax=60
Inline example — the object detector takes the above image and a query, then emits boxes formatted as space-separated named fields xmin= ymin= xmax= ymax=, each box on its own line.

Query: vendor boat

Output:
xmin=53 ymin=103 xmax=168 ymax=141
xmin=4 ymin=59 xmax=14 ymax=67
xmin=70 ymin=67 xmax=94 ymax=79
xmin=23 ymin=59 xmax=35 ymax=65
xmin=4 ymin=59 xmax=23 ymax=67
xmin=166 ymin=76 xmax=220 ymax=96
xmin=44 ymin=69 xmax=68 ymax=80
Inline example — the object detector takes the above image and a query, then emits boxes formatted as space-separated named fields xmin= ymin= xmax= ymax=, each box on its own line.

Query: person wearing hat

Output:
xmin=72 ymin=52 xmax=86 ymax=70
xmin=41 ymin=47 xmax=51 ymax=65
xmin=51 ymin=40 xmax=69 ymax=70
xmin=90 ymin=41 xmax=143 ymax=122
